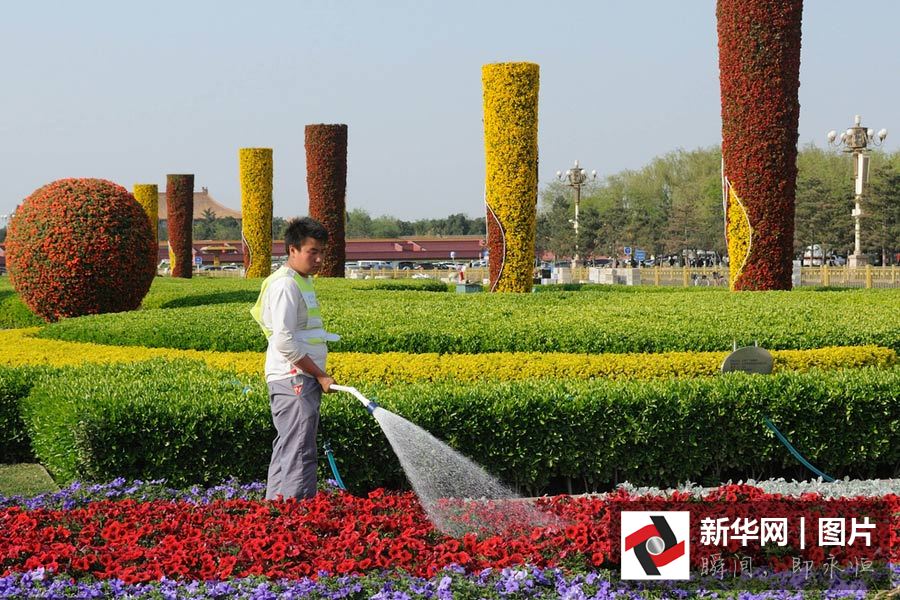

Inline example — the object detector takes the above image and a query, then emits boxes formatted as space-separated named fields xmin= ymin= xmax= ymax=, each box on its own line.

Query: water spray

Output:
xmin=329 ymin=383 xmax=560 ymax=537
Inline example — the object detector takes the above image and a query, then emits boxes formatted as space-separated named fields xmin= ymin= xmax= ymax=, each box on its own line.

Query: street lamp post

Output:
xmin=827 ymin=115 xmax=888 ymax=267
xmin=556 ymin=160 xmax=596 ymax=269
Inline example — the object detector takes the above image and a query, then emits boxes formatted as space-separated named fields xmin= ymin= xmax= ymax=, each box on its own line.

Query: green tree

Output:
xmin=346 ymin=208 xmax=373 ymax=238
xmin=370 ymin=215 xmax=413 ymax=238
xmin=272 ymin=217 xmax=288 ymax=241
xmin=193 ymin=209 xmax=215 ymax=240
xmin=865 ymin=161 xmax=900 ymax=264
xmin=795 ymin=144 xmax=853 ymax=260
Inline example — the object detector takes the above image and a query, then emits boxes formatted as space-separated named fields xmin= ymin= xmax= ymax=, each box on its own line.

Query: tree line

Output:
xmin=538 ymin=145 xmax=900 ymax=265
xmin=2 ymin=145 xmax=896 ymax=264
xmin=148 ymin=209 xmax=486 ymax=243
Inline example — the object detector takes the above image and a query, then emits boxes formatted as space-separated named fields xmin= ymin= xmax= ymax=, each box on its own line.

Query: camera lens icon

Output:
xmin=645 ymin=536 xmax=666 ymax=555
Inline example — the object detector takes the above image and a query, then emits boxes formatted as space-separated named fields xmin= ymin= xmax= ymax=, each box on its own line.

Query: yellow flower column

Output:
xmin=482 ymin=62 xmax=539 ymax=292
xmin=239 ymin=148 xmax=273 ymax=278
xmin=132 ymin=184 xmax=159 ymax=245
xmin=724 ymin=179 xmax=753 ymax=290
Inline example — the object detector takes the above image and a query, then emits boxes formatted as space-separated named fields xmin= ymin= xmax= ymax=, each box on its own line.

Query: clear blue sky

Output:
xmin=1 ymin=1 xmax=897 ymax=221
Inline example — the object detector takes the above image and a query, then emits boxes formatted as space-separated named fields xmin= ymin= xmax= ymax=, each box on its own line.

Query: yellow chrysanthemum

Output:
xmin=239 ymin=148 xmax=273 ymax=278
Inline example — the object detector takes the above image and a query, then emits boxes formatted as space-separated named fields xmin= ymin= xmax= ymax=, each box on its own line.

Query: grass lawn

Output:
xmin=0 ymin=463 xmax=58 ymax=497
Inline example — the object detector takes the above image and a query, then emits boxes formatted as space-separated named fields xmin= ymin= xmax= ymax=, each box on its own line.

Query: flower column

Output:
xmin=718 ymin=0 xmax=803 ymax=290
xmin=306 ymin=124 xmax=348 ymax=278
xmin=166 ymin=174 xmax=194 ymax=278
xmin=239 ymin=148 xmax=273 ymax=278
xmin=482 ymin=62 xmax=540 ymax=292
xmin=132 ymin=184 xmax=159 ymax=245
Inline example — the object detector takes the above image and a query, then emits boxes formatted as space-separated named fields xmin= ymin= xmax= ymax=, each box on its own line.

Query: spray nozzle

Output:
xmin=331 ymin=385 xmax=378 ymax=414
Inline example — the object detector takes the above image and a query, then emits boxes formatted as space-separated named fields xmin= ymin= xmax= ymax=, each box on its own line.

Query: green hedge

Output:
xmin=0 ymin=284 xmax=43 ymax=329
xmin=0 ymin=365 xmax=50 ymax=462
xmin=35 ymin=286 xmax=900 ymax=354
xmin=19 ymin=360 xmax=271 ymax=485
xmin=17 ymin=360 xmax=900 ymax=491
xmin=364 ymin=279 xmax=451 ymax=292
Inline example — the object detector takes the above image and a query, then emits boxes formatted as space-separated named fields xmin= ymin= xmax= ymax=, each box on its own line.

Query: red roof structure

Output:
xmin=155 ymin=236 xmax=487 ymax=264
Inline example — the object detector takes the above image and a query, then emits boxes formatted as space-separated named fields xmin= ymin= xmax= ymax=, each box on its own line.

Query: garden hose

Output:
xmin=323 ymin=386 xmax=381 ymax=492
xmin=323 ymin=440 xmax=347 ymax=491
xmin=763 ymin=417 xmax=835 ymax=482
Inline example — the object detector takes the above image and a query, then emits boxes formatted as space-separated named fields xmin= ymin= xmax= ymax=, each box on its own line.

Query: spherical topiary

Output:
xmin=6 ymin=178 xmax=157 ymax=322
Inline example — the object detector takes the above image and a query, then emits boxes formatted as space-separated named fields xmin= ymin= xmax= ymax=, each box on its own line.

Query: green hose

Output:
xmin=323 ymin=440 xmax=347 ymax=490
xmin=763 ymin=417 xmax=834 ymax=482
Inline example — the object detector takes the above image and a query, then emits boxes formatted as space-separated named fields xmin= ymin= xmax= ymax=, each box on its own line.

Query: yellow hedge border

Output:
xmin=132 ymin=184 xmax=159 ymax=244
xmin=483 ymin=62 xmax=539 ymax=293
xmin=1 ymin=329 xmax=894 ymax=384
xmin=239 ymin=148 xmax=273 ymax=278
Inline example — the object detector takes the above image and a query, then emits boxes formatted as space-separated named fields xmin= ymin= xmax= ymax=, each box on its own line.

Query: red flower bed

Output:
xmin=166 ymin=174 xmax=194 ymax=278
xmin=306 ymin=124 xmax=348 ymax=278
xmin=0 ymin=486 xmax=894 ymax=584
xmin=717 ymin=0 xmax=803 ymax=290
xmin=5 ymin=178 xmax=156 ymax=322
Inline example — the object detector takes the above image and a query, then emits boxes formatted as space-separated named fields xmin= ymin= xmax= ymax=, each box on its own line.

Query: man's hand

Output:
xmin=317 ymin=375 xmax=336 ymax=393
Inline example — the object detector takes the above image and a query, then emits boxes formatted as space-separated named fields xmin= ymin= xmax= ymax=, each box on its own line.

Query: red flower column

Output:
xmin=717 ymin=0 xmax=803 ymax=290
xmin=306 ymin=124 xmax=348 ymax=278
xmin=166 ymin=174 xmax=194 ymax=278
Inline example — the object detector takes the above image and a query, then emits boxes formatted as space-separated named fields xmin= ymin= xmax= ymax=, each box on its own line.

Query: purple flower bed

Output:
xmin=1 ymin=564 xmax=896 ymax=598
xmin=0 ymin=477 xmax=267 ymax=510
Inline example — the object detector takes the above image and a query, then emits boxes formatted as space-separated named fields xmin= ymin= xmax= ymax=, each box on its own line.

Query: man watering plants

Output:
xmin=250 ymin=217 xmax=339 ymax=500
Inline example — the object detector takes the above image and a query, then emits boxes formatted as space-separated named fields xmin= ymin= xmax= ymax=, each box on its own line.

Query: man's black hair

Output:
xmin=284 ymin=217 xmax=328 ymax=252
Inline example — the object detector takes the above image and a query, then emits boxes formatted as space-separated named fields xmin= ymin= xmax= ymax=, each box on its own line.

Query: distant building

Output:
xmin=156 ymin=235 xmax=487 ymax=265
xmin=158 ymin=187 xmax=241 ymax=222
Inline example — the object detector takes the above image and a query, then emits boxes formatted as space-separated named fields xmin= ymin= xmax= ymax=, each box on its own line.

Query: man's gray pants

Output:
xmin=266 ymin=374 xmax=321 ymax=500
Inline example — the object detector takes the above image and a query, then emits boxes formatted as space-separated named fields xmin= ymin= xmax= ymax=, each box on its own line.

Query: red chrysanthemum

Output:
xmin=306 ymin=124 xmax=348 ymax=278
xmin=6 ymin=178 xmax=156 ymax=322
xmin=718 ymin=0 xmax=803 ymax=290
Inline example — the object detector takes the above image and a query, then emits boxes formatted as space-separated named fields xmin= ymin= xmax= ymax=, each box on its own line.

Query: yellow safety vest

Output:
xmin=250 ymin=267 xmax=333 ymax=345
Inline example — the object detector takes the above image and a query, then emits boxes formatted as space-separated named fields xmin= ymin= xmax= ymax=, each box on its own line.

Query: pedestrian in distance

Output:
xmin=250 ymin=217 xmax=341 ymax=500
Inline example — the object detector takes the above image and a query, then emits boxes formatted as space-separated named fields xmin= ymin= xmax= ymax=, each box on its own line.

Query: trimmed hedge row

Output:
xmin=0 ymin=288 xmax=42 ymax=330
xmin=18 ymin=361 xmax=270 ymax=485
xmin=12 ymin=361 xmax=900 ymax=491
xmin=364 ymin=279 xmax=451 ymax=293
xmin=35 ymin=287 xmax=900 ymax=354
xmin=0 ymin=365 xmax=49 ymax=462
xmin=4 ymin=329 xmax=895 ymax=384
xmin=329 ymin=346 xmax=897 ymax=384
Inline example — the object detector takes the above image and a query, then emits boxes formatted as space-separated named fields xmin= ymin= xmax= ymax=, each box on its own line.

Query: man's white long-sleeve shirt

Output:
xmin=262 ymin=268 xmax=327 ymax=383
